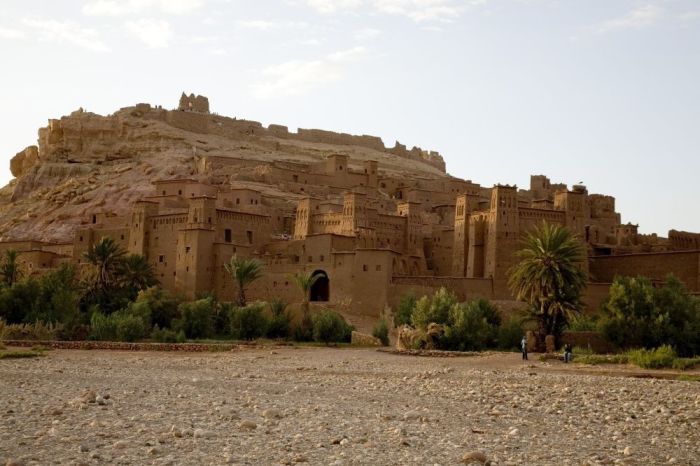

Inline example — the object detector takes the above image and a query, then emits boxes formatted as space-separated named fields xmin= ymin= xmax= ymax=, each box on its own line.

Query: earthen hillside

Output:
xmin=0 ymin=95 xmax=447 ymax=243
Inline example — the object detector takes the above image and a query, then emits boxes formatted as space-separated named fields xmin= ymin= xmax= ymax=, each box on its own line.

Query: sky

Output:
xmin=0 ymin=0 xmax=698 ymax=235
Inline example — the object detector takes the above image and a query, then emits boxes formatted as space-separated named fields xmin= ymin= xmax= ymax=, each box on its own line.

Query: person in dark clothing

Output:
xmin=564 ymin=343 xmax=573 ymax=363
xmin=521 ymin=336 xmax=528 ymax=361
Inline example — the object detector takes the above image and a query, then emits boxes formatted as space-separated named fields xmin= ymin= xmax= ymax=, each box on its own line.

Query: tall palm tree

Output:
xmin=84 ymin=237 xmax=126 ymax=294
xmin=120 ymin=254 xmax=159 ymax=297
xmin=508 ymin=221 xmax=588 ymax=343
xmin=225 ymin=255 xmax=263 ymax=306
xmin=1 ymin=249 xmax=21 ymax=287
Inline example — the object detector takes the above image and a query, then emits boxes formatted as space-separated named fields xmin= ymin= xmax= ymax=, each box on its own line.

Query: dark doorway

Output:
xmin=310 ymin=270 xmax=329 ymax=302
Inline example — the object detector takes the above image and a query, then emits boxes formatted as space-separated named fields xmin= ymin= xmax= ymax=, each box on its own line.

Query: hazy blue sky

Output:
xmin=1 ymin=0 xmax=698 ymax=234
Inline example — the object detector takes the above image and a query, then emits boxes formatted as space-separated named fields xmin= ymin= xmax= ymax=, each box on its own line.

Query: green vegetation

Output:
xmin=266 ymin=299 xmax=291 ymax=340
xmin=372 ymin=317 xmax=389 ymax=346
xmin=508 ymin=222 xmax=587 ymax=344
xmin=396 ymin=288 xmax=523 ymax=352
xmin=225 ymin=255 xmax=263 ymax=306
xmin=598 ymin=275 xmax=700 ymax=357
xmin=0 ymin=350 xmax=44 ymax=359
xmin=290 ymin=271 xmax=321 ymax=342
xmin=229 ymin=303 xmax=269 ymax=340
xmin=311 ymin=310 xmax=353 ymax=345
xmin=393 ymin=294 xmax=416 ymax=327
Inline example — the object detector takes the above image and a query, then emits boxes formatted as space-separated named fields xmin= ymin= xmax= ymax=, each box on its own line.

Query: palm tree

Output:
xmin=84 ymin=237 xmax=126 ymax=294
xmin=508 ymin=221 xmax=588 ymax=344
xmin=291 ymin=271 xmax=321 ymax=314
xmin=120 ymin=254 xmax=159 ymax=297
xmin=1 ymin=249 xmax=21 ymax=287
xmin=290 ymin=271 xmax=321 ymax=341
xmin=225 ymin=255 xmax=263 ymax=306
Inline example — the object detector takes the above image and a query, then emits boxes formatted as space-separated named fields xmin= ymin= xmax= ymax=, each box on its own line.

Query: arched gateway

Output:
xmin=310 ymin=270 xmax=329 ymax=302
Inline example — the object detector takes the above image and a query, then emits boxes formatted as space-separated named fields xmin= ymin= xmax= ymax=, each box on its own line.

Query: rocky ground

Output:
xmin=0 ymin=348 xmax=698 ymax=466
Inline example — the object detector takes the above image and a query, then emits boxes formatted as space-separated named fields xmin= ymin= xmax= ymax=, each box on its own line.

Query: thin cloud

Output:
xmin=22 ymin=18 xmax=110 ymax=52
xmin=353 ymin=27 xmax=382 ymax=41
xmin=83 ymin=0 xmax=205 ymax=16
xmin=594 ymin=4 xmax=662 ymax=34
xmin=300 ymin=0 xmax=472 ymax=22
xmin=125 ymin=18 xmax=173 ymax=48
xmin=0 ymin=26 xmax=25 ymax=39
xmin=252 ymin=46 xmax=367 ymax=98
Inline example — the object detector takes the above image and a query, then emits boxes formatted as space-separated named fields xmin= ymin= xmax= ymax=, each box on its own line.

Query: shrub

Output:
xmin=626 ymin=345 xmax=677 ymax=369
xmin=394 ymin=294 xmax=416 ymax=327
xmin=0 ymin=350 xmax=44 ymax=359
xmin=293 ymin=312 xmax=314 ymax=342
xmin=176 ymin=298 xmax=215 ymax=339
xmin=89 ymin=311 xmax=117 ymax=341
xmin=0 ymin=321 xmax=63 ymax=341
xmin=573 ymin=354 xmax=629 ymax=365
xmin=672 ymin=357 xmax=700 ymax=371
xmin=267 ymin=300 xmax=291 ymax=340
xmin=151 ymin=325 xmax=186 ymax=343
xmin=568 ymin=315 xmax=597 ymax=332
xmin=372 ymin=317 xmax=389 ymax=346
xmin=312 ymin=310 xmax=353 ymax=345
xmin=134 ymin=287 xmax=181 ymax=329
xmin=411 ymin=288 xmax=457 ymax=329
xmin=114 ymin=313 xmax=147 ymax=342
xmin=229 ymin=304 xmax=269 ymax=340
xmin=599 ymin=275 xmax=700 ymax=357
xmin=497 ymin=319 xmax=524 ymax=351
xmin=442 ymin=299 xmax=501 ymax=351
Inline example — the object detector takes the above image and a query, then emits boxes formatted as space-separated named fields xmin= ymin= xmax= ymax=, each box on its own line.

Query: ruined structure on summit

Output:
xmin=0 ymin=93 xmax=697 ymax=318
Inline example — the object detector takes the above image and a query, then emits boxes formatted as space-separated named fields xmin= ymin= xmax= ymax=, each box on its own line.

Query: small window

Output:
xmin=178 ymin=190 xmax=182 ymax=195
xmin=363 ymin=264 xmax=368 ymax=271
xmin=120 ymin=234 xmax=124 ymax=240
xmin=208 ymin=217 xmax=211 ymax=224
xmin=376 ymin=265 xmax=382 ymax=271
xmin=159 ymin=255 xmax=164 ymax=263
xmin=186 ymin=266 xmax=189 ymax=272
xmin=236 ymin=198 xmax=240 ymax=204
xmin=224 ymin=229 xmax=232 ymax=243
xmin=320 ymin=255 xmax=324 ymax=262
xmin=79 ymin=236 xmax=83 ymax=242
xmin=246 ymin=231 xmax=253 ymax=244
xmin=185 ymin=246 xmax=191 ymax=253
xmin=293 ymin=175 xmax=298 ymax=182
xmin=162 ymin=190 xmax=166 ymax=195
xmin=92 ymin=214 xmax=97 ymax=224
xmin=308 ymin=256 xmax=313 ymax=262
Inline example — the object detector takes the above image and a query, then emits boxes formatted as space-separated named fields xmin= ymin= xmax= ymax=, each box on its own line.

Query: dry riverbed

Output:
xmin=0 ymin=347 xmax=698 ymax=465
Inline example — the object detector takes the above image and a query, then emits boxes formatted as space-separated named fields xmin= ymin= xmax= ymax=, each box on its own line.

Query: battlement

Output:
xmin=178 ymin=92 xmax=210 ymax=113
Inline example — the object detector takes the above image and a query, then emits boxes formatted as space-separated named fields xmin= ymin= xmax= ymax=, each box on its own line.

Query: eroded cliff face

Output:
xmin=0 ymin=101 xmax=450 ymax=243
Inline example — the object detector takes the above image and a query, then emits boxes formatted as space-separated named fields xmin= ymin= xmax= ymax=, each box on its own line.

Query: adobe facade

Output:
xmin=1 ymin=94 xmax=698 ymax=317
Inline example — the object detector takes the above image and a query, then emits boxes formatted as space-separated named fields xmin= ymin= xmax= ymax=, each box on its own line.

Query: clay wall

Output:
xmin=589 ymin=251 xmax=700 ymax=292
xmin=147 ymin=213 xmax=188 ymax=290
xmin=388 ymin=276 xmax=495 ymax=306
xmin=669 ymin=230 xmax=700 ymax=250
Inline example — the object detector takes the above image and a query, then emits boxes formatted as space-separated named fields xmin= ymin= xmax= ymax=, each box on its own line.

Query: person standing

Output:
xmin=564 ymin=343 xmax=573 ymax=363
xmin=521 ymin=336 xmax=528 ymax=361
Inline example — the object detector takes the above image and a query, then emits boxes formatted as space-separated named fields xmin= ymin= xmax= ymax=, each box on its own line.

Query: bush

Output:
xmin=151 ymin=325 xmax=186 ymax=343
xmin=114 ymin=313 xmax=147 ymax=342
xmin=176 ymin=298 xmax=215 ymax=339
xmin=671 ymin=357 xmax=700 ymax=371
xmin=372 ymin=317 xmax=389 ymax=346
xmin=266 ymin=299 xmax=290 ymax=339
xmin=568 ymin=315 xmax=597 ymax=332
xmin=229 ymin=304 xmax=269 ymax=340
xmin=394 ymin=294 xmax=416 ymax=327
xmin=0 ymin=320 xmax=63 ymax=341
xmin=411 ymin=288 xmax=457 ymax=329
xmin=133 ymin=287 xmax=181 ymax=329
xmin=497 ymin=319 xmax=524 ymax=351
xmin=89 ymin=311 xmax=117 ymax=341
xmin=442 ymin=299 xmax=501 ymax=351
xmin=312 ymin=310 xmax=353 ymax=345
xmin=626 ymin=345 xmax=677 ymax=369
xmin=293 ymin=312 xmax=314 ymax=342
xmin=599 ymin=275 xmax=700 ymax=357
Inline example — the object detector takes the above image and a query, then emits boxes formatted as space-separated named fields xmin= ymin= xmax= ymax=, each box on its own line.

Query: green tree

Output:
xmin=508 ymin=221 xmax=587 ymax=344
xmin=119 ymin=254 xmax=159 ymax=299
xmin=225 ymin=255 xmax=263 ymax=306
xmin=393 ymin=293 xmax=416 ymax=327
xmin=84 ymin=237 xmax=126 ymax=294
xmin=0 ymin=250 xmax=22 ymax=287
xmin=411 ymin=287 xmax=457 ymax=329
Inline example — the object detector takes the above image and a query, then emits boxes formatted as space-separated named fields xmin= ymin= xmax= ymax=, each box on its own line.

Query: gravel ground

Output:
xmin=0 ymin=348 xmax=698 ymax=466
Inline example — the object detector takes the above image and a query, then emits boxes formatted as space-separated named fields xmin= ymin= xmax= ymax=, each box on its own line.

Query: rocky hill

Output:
xmin=0 ymin=94 xmax=450 ymax=243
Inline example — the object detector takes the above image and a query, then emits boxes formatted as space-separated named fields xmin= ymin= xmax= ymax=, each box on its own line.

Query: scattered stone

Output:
xmin=194 ymin=429 xmax=215 ymax=439
xmin=239 ymin=420 xmax=257 ymax=430
xmin=462 ymin=451 xmax=489 ymax=464
xmin=262 ymin=408 xmax=282 ymax=419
